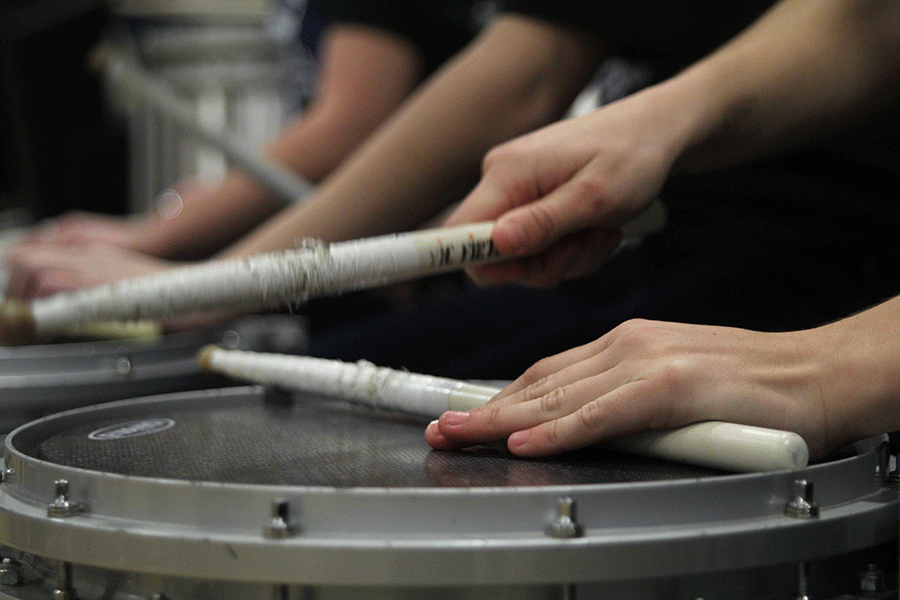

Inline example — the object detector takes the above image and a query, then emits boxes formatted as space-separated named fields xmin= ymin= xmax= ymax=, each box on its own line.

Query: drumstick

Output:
xmin=198 ymin=346 xmax=810 ymax=473
xmin=0 ymin=207 xmax=665 ymax=344
xmin=94 ymin=45 xmax=313 ymax=204
xmin=0 ymin=223 xmax=498 ymax=343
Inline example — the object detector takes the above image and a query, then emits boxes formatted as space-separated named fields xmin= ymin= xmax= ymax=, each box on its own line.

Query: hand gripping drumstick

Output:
xmin=197 ymin=346 xmax=809 ymax=473
xmin=0 ymin=204 xmax=665 ymax=344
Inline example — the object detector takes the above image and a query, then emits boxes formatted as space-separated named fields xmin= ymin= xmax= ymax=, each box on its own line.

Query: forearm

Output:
xmin=221 ymin=15 xmax=604 ymax=256
xmin=142 ymin=24 xmax=424 ymax=259
xmin=812 ymin=295 xmax=900 ymax=451
xmin=660 ymin=0 xmax=900 ymax=173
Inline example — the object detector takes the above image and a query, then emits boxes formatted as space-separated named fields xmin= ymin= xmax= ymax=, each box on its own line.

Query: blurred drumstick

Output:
xmin=0 ymin=207 xmax=665 ymax=344
xmin=0 ymin=223 xmax=497 ymax=343
xmin=94 ymin=45 xmax=313 ymax=204
xmin=198 ymin=346 xmax=810 ymax=473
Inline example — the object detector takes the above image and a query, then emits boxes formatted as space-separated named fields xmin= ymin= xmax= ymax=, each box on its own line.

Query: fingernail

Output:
xmin=441 ymin=411 xmax=470 ymax=426
xmin=508 ymin=429 xmax=531 ymax=448
xmin=428 ymin=419 xmax=440 ymax=432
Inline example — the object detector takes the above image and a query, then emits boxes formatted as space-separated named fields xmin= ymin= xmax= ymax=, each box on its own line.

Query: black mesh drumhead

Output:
xmin=20 ymin=390 xmax=724 ymax=487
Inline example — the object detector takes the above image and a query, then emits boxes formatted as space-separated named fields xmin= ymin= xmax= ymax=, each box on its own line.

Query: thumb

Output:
xmin=491 ymin=174 xmax=612 ymax=257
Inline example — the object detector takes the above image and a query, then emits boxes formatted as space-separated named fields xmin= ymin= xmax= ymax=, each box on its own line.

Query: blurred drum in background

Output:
xmin=106 ymin=0 xmax=313 ymax=214
xmin=0 ymin=314 xmax=307 ymax=432
xmin=0 ymin=385 xmax=893 ymax=600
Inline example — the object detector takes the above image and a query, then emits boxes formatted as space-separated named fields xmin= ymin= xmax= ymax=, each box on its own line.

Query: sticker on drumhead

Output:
xmin=88 ymin=418 xmax=176 ymax=441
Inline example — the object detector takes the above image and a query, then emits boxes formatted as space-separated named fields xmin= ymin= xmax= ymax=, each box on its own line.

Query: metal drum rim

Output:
xmin=0 ymin=386 xmax=894 ymax=585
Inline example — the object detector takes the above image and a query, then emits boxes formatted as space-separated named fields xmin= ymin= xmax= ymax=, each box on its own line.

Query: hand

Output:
xmin=14 ymin=179 xmax=207 ymax=258
xmin=445 ymin=87 xmax=685 ymax=287
xmin=22 ymin=211 xmax=154 ymax=252
xmin=426 ymin=318 xmax=837 ymax=461
xmin=4 ymin=242 xmax=172 ymax=299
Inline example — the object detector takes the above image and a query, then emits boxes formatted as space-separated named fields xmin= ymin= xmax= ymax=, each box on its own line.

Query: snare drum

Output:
xmin=0 ymin=386 xmax=894 ymax=600
xmin=0 ymin=314 xmax=306 ymax=432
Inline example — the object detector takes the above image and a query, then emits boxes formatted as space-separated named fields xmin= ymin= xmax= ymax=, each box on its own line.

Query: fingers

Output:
xmin=465 ymin=227 xmax=621 ymax=287
xmin=428 ymin=371 xmax=660 ymax=457
xmin=5 ymin=242 xmax=113 ymax=299
xmin=4 ymin=243 xmax=167 ymax=300
xmin=426 ymin=336 xmax=628 ymax=454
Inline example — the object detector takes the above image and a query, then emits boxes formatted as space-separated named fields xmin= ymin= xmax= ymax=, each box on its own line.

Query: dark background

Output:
xmin=0 ymin=0 xmax=128 ymax=222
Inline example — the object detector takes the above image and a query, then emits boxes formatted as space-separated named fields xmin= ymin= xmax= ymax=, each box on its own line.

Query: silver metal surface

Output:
xmin=45 ymin=480 xmax=83 ymax=519
xmin=545 ymin=496 xmax=582 ymax=539
xmin=0 ymin=314 xmax=307 ymax=432
xmin=0 ymin=386 xmax=894 ymax=599
xmin=784 ymin=479 xmax=820 ymax=519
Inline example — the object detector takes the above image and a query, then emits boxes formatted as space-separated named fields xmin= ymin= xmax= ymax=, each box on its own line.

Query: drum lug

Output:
xmin=47 ymin=480 xmax=85 ymax=519
xmin=115 ymin=355 xmax=132 ymax=377
xmin=0 ymin=557 xmax=22 ymax=586
xmin=888 ymin=448 xmax=900 ymax=488
xmin=264 ymin=498 xmax=299 ymax=539
xmin=51 ymin=561 xmax=77 ymax=600
xmin=784 ymin=479 xmax=819 ymax=519
xmin=859 ymin=562 xmax=886 ymax=594
xmin=793 ymin=560 xmax=812 ymax=600
xmin=545 ymin=496 xmax=583 ymax=539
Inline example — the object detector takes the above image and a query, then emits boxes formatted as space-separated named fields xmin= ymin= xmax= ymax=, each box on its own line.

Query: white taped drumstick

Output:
xmin=21 ymin=223 xmax=499 ymax=338
xmin=3 ymin=204 xmax=666 ymax=342
xmin=198 ymin=346 xmax=497 ymax=416
xmin=199 ymin=346 xmax=809 ymax=473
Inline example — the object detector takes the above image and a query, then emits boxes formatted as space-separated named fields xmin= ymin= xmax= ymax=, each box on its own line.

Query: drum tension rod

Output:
xmin=546 ymin=497 xmax=583 ymax=539
xmin=784 ymin=479 xmax=819 ymax=519
xmin=265 ymin=498 xmax=299 ymax=539
xmin=47 ymin=480 xmax=84 ymax=519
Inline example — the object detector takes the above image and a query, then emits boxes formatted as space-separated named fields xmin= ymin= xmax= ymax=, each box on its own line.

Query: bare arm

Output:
xmin=448 ymin=0 xmax=900 ymax=286
xmin=2 ymin=25 xmax=426 ymax=298
xmin=20 ymin=24 xmax=425 ymax=262
xmin=221 ymin=14 xmax=604 ymax=256
xmin=134 ymin=24 xmax=427 ymax=259
xmin=429 ymin=0 xmax=900 ymax=458
xmin=673 ymin=0 xmax=900 ymax=172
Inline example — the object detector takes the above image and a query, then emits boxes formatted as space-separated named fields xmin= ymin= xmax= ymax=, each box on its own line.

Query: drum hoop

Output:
xmin=0 ymin=386 xmax=894 ymax=585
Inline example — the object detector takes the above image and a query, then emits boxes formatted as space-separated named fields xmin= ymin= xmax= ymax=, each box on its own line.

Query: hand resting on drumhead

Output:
xmin=426 ymin=296 xmax=900 ymax=462
xmin=429 ymin=0 xmax=900 ymax=460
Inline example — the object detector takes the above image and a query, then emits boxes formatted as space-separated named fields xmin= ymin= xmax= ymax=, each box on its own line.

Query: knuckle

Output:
xmin=611 ymin=319 xmax=655 ymax=352
xmin=521 ymin=203 xmax=559 ymax=246
xmin=482 ymin=142 xmax=518 ymax=173
xmin=653 ymin=359 xmax=698 ymax=406
xmin=571 ymin=175 xmax=608 ymax=214
xmin=541 ymin=417 xmax=564 ymax=447
xmin=577 ymin=399 xmax=607 ymax=433
xmin=520 ymin=358 xmax=556 ymax=392
xmin=537 ymin=386 xmax=567 ymax=416
xmin=478 ymin=403 xmax=504 ymax=425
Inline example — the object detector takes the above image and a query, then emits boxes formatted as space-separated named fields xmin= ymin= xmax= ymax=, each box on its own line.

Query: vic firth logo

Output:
xmin=88 ymin=418 xmax=175 ymax=440
xmin=431 ymin=236 xmax=499 ymax=268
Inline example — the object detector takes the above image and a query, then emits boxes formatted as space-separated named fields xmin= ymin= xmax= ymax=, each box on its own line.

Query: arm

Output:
xmin=447 ymin=0 xmax=900 ymax=286
xmin=138 ymin=23 xmax=427 ymax=259
xmin=428 ymin=0 xmax=900 ymax=457
xmin=2 ymin=24 xmax=426 ymax=298
xmin=220 ymin=14 xmax=604 ymax=256
xmin=21 ymin=24 xmax=425 ymax=261
xmin=427 ymin=295 xmax=900 ymax=461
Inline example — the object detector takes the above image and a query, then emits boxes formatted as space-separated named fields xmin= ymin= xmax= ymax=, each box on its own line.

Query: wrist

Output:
xmin=812 ymin=301 xmax=900 ymax=453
